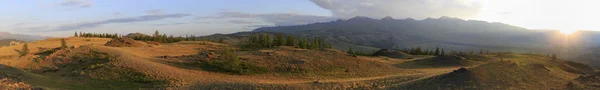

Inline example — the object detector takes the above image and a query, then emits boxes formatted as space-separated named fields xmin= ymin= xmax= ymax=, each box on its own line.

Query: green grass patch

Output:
xmin=202 ymin=61 xmax=269 ymax=75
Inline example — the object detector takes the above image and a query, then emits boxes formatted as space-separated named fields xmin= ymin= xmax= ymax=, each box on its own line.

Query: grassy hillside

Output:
xmin=394 ymin=53 xmax=593 ymax=89
xmin=0 ymin=36 xmax=595 ymax=89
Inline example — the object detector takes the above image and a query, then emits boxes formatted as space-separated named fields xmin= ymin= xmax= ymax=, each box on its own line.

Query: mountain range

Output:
xmin=252 ymin=16 xmax=600 ymax=68
xmin=0 ymin=32 xmax=49 ymax=41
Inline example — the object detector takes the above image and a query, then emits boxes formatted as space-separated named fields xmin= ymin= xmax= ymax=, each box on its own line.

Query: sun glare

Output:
xmin=560 ymin=30 xmax=577 ymax=35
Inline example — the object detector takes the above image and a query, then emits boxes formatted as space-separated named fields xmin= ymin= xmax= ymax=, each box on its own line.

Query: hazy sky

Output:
xmin=1 ymin=0 xmax=598 ymax=37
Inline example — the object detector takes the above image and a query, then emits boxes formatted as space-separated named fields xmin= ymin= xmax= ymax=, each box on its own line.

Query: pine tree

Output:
xmin=441 ymin=49 xmax=445 ymax=56
xmin=19 ymin=43 xmax=29 ymax=56
xmin=410 ymin=48 xmax=416 ymax=55
xmin=302 ymin=38 xmax=308 ymax=49
xmin=347 ymin=46 xmax=354 ymax=55
xmin=154 ymin=30 xmax=160 ymax=37
xmin=74 ymin=32 xmax=79 ymax=37
xmin=429 ymin=50 xmax=434 ymax=55
xmin=275 ymin=33 xmax=286 ymax=46
xmin=479 ymin=48 xmax=483 ymax=54
xmin=219 ymin=37 xmax=224 ymax=43
xmin=162 ymin=34 xmax=167 ymax=42
xmin=435 ymin=47 xmax=440 ymax=55
xmin=60 ymin=38 xmax=68 ymax=49
xmin=286 ymin=36 xmax=295 ymax=46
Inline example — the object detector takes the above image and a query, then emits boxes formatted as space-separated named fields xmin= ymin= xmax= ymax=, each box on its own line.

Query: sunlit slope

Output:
xmin=0 ymin=37 xmax=420 ymax=89
xmin=394 ymin=53 xmax=594 ymax=89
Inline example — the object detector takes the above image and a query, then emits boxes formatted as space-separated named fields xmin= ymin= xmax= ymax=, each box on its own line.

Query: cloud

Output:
xmin=227 ymin=20 xmax=256 ymax=24
xmin=204 ymin=11 xmax=338 ymax=26
xmin=153 ymin=22 xmax=188 ymax=26
xmin=145 ymin=9 xmax=164 ymax=15
xmin=246 ymin=25 xmax=272 ymax=28
xmin=54 ymin=13 xmax=191 ymax=31
xmin=13 ymin=22 xmax=31 ymax=27
xmin=13 ymin=26 xmax=49 ymax=31
xmin=310 ymin=0 xmax=483 ymax=19
xmin=58 ymin=0 xmax=94 ymax=8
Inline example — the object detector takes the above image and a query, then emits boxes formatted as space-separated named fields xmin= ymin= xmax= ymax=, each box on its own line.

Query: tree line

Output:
xmin=397 ymin=47 xmax=446 ymax=56
xmin=74 ymin=30 xmax=198 ymax=43
xmin=242 ymin=33 xmax=332 ymax=50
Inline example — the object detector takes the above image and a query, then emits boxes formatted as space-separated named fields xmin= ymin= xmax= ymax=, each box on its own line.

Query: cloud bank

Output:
xmin=58 ymin=0 xmax=94 ymax=8
xmin=310 ymin=0 xmax=483 ymax=19
xmin=54 ymin=13 xmax=191 ymax=31
xmin=206 ymin=11 xmax=338 ymax=26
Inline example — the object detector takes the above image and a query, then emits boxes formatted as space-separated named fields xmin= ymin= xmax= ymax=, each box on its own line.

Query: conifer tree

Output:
xmin=286 ymin=36 xmax=295 ymax=46
xmin=154 ymin=30 xmax=160 ymax=37
xmin=219 ymin=37 xmax=224 ymax=43
xmin=302 ymin=38 xmax=308 ymax=49
xmin=60 ymin=38 xmax=68 ymax=49
xmin=74 ymin=32 xmax=79 ymax=37
xmin=479 ymin=48 xmax=483 ymax=54
xmin=275 ymin=33 xmax=286 ymax=46
xmin=429 ymin=50 xmax=434 ymax=55
xmin=435 ymin=47 xmax=440 ymax=55
xmin=441 ymin=49 xmax=445 ymax=56
xmin=347 ymin=46 xmax=354 ymax=55
xmin=18 ymin=43 xmax=29 ymax=56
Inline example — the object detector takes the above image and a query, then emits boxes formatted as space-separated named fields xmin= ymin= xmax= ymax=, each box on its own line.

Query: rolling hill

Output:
xmin=0 ymin=34 xmax=595 ymax=89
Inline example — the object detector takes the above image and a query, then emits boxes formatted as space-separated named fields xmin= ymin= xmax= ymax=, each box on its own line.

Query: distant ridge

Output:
xmin=0 ymin=32 xmax=48 ymax=41
xmin=252 ymin=16 xmax=600 ymax=68
xmin=0 ymin=39 xmax=24 ymax=47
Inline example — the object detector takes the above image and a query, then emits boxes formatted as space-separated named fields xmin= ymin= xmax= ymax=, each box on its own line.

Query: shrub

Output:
xmin=60 ymin=38 xmax=68 ymax=49
xmin=14 ymin=43 xmax=29 ymax=57
xmin=204 ymin=48 xmax=268 ymax=75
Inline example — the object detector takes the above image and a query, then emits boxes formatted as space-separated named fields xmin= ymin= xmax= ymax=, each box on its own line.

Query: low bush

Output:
xmin=202 ymin=48 xmax=268 ymax=75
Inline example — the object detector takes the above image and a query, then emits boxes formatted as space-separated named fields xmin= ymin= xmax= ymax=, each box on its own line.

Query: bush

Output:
xmin=203 ymin=48 xmax=268 ymax=75
xmin=14 ymin=43 xmax=29 ymax=57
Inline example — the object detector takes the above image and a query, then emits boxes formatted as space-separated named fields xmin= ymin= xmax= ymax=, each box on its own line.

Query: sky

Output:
xmin=0 ymin=0 xmax=598 ymax=37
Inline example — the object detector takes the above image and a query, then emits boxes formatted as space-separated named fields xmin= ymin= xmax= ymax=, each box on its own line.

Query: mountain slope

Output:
xmin=254 ymin=16 xmax=553 ymax=52
xmin=253 ymin=16 xmax=600 ymax=68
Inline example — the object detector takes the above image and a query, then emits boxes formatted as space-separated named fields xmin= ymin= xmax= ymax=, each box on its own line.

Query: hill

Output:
xmin=393 ymin=53 xmax=595 ymax=89
xmin=0 ymin=36 xmax=594 ymax=89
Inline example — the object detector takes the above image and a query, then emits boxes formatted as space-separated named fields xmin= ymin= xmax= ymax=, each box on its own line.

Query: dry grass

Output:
xmin=0 ymin=37 xmax=594 ymax=89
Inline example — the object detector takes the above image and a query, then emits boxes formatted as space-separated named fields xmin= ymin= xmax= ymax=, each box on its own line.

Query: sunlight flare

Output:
xmin=559 ymin=30 xmax=577 ymax=35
